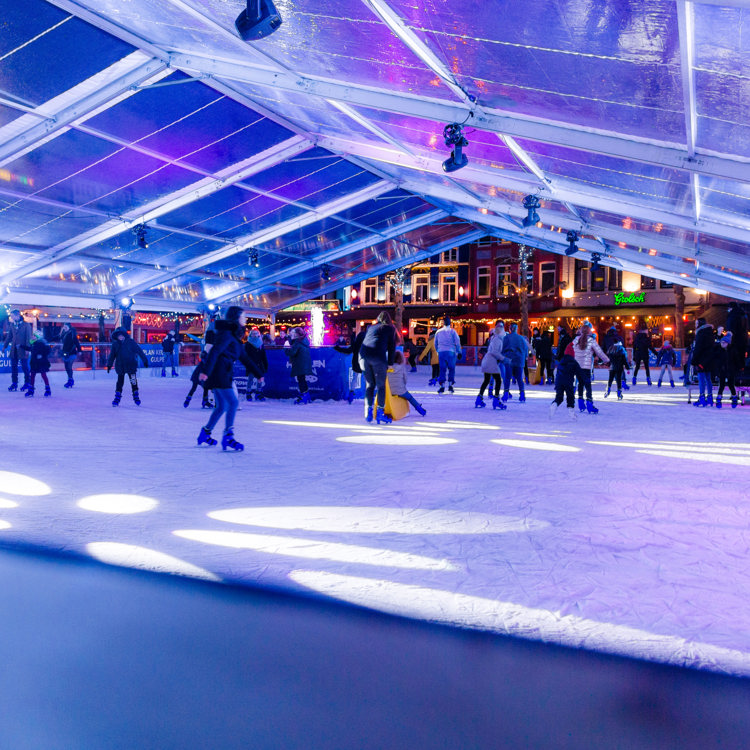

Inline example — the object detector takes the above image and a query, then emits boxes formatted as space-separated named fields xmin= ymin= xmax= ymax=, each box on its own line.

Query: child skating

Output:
xmin=106 ymin=327 xmax=149 ymax=405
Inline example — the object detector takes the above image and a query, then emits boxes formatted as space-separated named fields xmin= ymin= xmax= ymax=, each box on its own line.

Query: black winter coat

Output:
xmin=286 ymin=336 xmax=313 ymax=377
xmin=60 ymin=329 xmax=82 ymax=357
xmin=556 ymin=354 xmax=584 ymax=388
xmin=537 ymin=332 xmax=553 ymax=359
xmin=244 ymin=341 xmax=269 ymax=376
xmin=359 ymin=323 xmax=396 ymax=365
xmin=726 ymin=306 xmax=748 ymax=370
xmin=202 ymin=320 xmax=261 ymax=389
xmin=603 ymin=330 xmax=623 ymax=353
xmin=692 ymin=323 xmax=715 ymax=370
xmin=29 ymin=339 xmax=52 ymax=373
xmin=607 ymin=346 xmax=632 ymax=373
xmin=161 ymin=333 xmax=177 ymax=353
xmin=633 ymin=331 xmax=657 ymax=358
xmin=334 ymin=329 xmax=367 ymax=373
xmin=107 ymin=335 xmax=149 ymax=375
xmin=555 ymin=329 xmax=573 ymax=361
xmin=712 ymin=343 xmax=731 ymax=377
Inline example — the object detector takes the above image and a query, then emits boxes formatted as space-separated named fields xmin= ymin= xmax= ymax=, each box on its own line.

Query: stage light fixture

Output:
xmin=590 ymin=252 xmax=601 ymax=272
xmin=120 ymin=297 xmax=133 ymax=309
xmin=441 ymin=123 xmax=469 ymax=173
xmin=249 ymin=250 xmax=260 ymax=268
xmin=565 ymin=230 xmax=579 ymax=256
xmin=522 ymin=195 xmax=541 ymax=228
xmin=321 ymin=264 xmax=332 ymax=282
xmin=134 ymin=224 xmax=148 ymax=249
xmin=235 ymin=0 xmax=283 ymax=41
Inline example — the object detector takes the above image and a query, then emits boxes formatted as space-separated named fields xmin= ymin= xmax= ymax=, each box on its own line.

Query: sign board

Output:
xmin=614 ymin=292 xmax=646 ymax=306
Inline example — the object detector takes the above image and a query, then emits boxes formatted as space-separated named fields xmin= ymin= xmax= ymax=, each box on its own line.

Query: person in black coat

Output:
xmin=25 ymin=331 xmax=52 ymax=398
xmin=59 ymin=323 xmax=83 ymax=388
xmin=334 ymin=325 xmax=368 ymax=403
xmin=549 ymin=343 xmax=585 ymax=419
xmin=359 ymin=310 xmax=396 ymax=423
xmin=605 ymin=342 xmax=632 ymax=399
xmin=691 ymin=318 xmax=716 ymax=406
xmin=726 ymin=301 xmax=748 ymax=377
xmin=244 ymin=327 xmax=269 ymax=401
xmin=198 ymin=306 xmax=261 ymax=450
xmin=537 ymin=330 xmax=554 ymax=384
xmin=107 ymin=327 xmax=149 ymax=406
xmin=714 ymin=333 xmax=739 ymax=408
xmin=161 ymin=330 xmax=178 ymax=377
xmin=554 ymin=324 xmax=573 ymax=362
xmin=632 ymin=326 xmax=658 ymax=385
xmin=285 ymin=327 xmax=314 ymax=404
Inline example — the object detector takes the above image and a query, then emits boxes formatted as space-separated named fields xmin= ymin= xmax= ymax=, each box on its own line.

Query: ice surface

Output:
xmin=2 ymin=367 xmax=750 ymax=675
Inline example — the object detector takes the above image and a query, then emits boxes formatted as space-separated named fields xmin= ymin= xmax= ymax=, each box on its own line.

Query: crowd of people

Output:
xmin=4 ymin=302 xmax=749 ymax=448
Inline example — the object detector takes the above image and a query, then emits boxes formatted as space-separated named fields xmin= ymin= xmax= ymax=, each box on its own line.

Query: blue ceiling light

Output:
xmin=321 ymin=264 xmax=332 ymax=281
xmin=134 ymin=224 xmax=148 ymax=250
xmin=249 ymin=249 xmax=259 ymax=268
xmin=521 ymin=195 xmax=541 ymax=228
xmin=235 ymin=0 xmax=283 ymax=41
xmin=590 ymin=252 xmax=601 ymax=272
xmin=442 ymin=123 xmax=469 ymax=173
xmin=565 ymin=231 xmax=579 ymax=256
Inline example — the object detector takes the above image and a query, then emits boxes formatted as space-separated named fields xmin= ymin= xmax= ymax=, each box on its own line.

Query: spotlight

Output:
xmin=134 ymin=225 xmax=148 ymax=250
xmin=441 ymin=123 xmax=469 ymax=173
xmin=120 ymin=297 xmax=133 ymax=309
xmin=235 ymin=0 xmax=283 ymax=41
xmin=321 ymin=264 xmax=332 ymax=282
xmin=249 ymin=250 xmax=259 ymax=268
xmin=565 ymin=230 xmax=579 ymax=256
xmin=207 ymin=303 xmax=216 ymax=311
xmin=590 ymin=252 xmax=601 ymax=272
xmin=522 ymin=195 xmax=541 ymax=228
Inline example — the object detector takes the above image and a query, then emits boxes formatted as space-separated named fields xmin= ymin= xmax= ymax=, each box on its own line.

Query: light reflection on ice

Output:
xmin=289 ymin=571 xmax=750 ymax=676
xmin=77 ymin=494 xmax=159 ymax=514
xmin=173 ymin=529 xmax=457 ymax=571
xmin=0 ymin=498 xmax=19 ymax=509
xmin=0 ymin=471 xmax=51 ymax=496
xmin=0 ymin=520 xmax=11 ymax=530
xmin=491 ymin=439 xmax=580 ymax=452
xmin=638 ymin=450 xmax=750 ymax=466
xmin=208 ymin=507 xmax=549 ymax=535
xmin=337 ymin=434 xmax=458 ymax=446
xmin=86 ymin=542 xmax=220 ymax=581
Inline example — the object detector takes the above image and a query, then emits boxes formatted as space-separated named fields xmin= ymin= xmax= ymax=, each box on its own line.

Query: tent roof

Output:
xmin=2 ymin=0 xmax=750 ymax=313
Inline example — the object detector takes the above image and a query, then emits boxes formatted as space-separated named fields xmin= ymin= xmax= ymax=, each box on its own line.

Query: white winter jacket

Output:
xmin=572 ymin=335 xmax=609 ymax=370
xmin=480 ymin=332 xmax=506 ymax=374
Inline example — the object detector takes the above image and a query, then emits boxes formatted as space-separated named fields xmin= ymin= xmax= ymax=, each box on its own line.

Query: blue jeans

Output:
xmin=438 ymin=351 xmax=457 ymax=384
xmin=11 ymin=355 xmax=30 ymax=385
xmin=163 ymin=351 xmax=176 ymax=370
xmin=63 ymin=353 xmax=77 ymax=379
xmin=401 ymin=391 xmax=422 ymax=409
xmin=205 ymin=387 xmax=238 ymax=433
xmin=698 ymin=371 xmax=713 ymax=399
xmin=503 ymin=364 xmax=525 ymax=395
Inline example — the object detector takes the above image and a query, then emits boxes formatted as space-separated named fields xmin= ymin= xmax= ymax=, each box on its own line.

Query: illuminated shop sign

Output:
xmin=614 ymin=292 xmax=645 ymax=306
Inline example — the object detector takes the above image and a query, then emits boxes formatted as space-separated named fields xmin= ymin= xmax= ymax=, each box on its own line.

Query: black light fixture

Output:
xmin=134 ymin=224 xmax=148 ymax=249
xmin=235 ymin=0 xmax=283 ymax=41
xmin=522 ymin=195 xmax=541 ymax=228
xmin=590 ymin=252 xmax=601 ymax=272
xmin=565 ymin=230 xmax=579 ymax=256
xmin=321 ymin=264 xmax=332 ymax=282
xmin=249 ymin=250 xmax=259 ymax=268
xmin=442 ymin=123 xmax=469 ymax=173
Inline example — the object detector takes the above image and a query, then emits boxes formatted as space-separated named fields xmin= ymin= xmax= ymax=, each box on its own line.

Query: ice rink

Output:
xmin=2 ymin=366 xmax=750 ymax=676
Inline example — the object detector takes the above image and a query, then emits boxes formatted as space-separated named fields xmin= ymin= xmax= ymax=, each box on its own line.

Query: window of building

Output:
xmin=524 ymin=263 xmax=535 ymax=292
xmin=574 ymin=259 xmax=589 ymax=292
xmin=363 ymin=278 xmax=378 ymax=304
xmin=608 ymin=268 xmax=622 ymax=291
xmin=590 ymin=265 xmax=606 ymax=292
xmin=659 ymin=279 xmax=674 ymax=289
xmin=477 ymin=236 xmax=494 ymax=247
xmin=540 ymin=262 xmax=556 ymax=294
xmin=413 ymin=275 xmax=429 ymax=303
xmin=477 ymin=266 xmax=491 ymax=297
xmin=497 ymin=264 xmax=512 ymax=296
xmin=442 ymin=248 xmax=458 ymax=263
xmin=641 ymin=276 xmax=656 ymax=290
xmin=441 ymin=274 xmax=458 ymax=302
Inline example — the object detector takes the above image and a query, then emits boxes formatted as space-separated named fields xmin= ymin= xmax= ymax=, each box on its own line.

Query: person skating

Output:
xmin=359 ymin=311 xmax=397 ymax=423
xmin=161 ymin=329 xmax=178 ymax=377
xmin=25 ymin=330 xmax=52 ymax=398
xmin=198 ymin=306 xmax=261 ymax=450
xmin=106 ymin=327 xmax=149 ymax=406
xmin=58 ymin=323 xmax=83 ymax=388
xmin=655 ymin=341 xmax=677 ymax=387
xmin=549 ymin=343 xmax=584 ymax=421
xmin=501 ymin=323 xmax=529 ymax=402
xmin=434 ymin=318 xmax=462 ymax=393
xmin=476 ymin=321 xmax=507 ymax=410
xmin=536 ymin=329 xmax=554 ymax=384
xmin=714 ymin=333 xmax=738 ymax=408
xmin=632 ymin=325 xmax=658 ymax=385
xmin=691 ymin=318 xmax=715 ymax=407
xmin=572 ymin=322 xmax=609 ymax=413
xmin=605 ymin=342 xmax=632 ymax=399
xmin=334 ymin=326 xmax=367 ymax=403
xmin=286 ymin=327 xmax=313 ymax=404
xmin=3 ymin=309 xmax=32 ymax=392
xmin=244 ymin=327 xmax=268 ymax=401
xmin=388 ymin=351 xmax=426 ymax=416
xmin=417 ymin=329 xmax=440 ymax=385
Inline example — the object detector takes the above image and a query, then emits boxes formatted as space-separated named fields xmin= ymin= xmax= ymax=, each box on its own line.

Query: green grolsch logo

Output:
xmin=614 ymin=292 xmax=645 ymax=306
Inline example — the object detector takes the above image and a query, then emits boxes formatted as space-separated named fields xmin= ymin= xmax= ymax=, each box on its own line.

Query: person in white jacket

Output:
xmin=572 ymin=322 xmax=609 ymax=414
xmin=388 ymin=351 xmax=426 ymax=416
xmin=434 ymin=317 xmax=462 ymax=394
xmin=476 ymin=321 xmax=507 ymax=410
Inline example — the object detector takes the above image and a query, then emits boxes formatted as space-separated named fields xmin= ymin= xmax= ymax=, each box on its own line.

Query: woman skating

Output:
xmin=25 ymin=330 xmax=52 ymax=398
xmin=572 ymin=322 xmax=609 ymax=414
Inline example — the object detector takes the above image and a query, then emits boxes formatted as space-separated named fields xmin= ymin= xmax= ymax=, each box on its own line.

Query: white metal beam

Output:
xmin=122 ymin=181 xmax=395 ymax=297
xmin=170 ymin=52 xmax=750 ymax=183
xmin=0 ymin=52 xmax=170 ymax=166
xmin=209 ymin=209 xmax=447 ymax=305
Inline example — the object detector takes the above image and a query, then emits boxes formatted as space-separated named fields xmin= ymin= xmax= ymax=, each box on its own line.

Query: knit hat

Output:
xmin=564 ymin=343 xmax=575 ymax=357
xmin=224 ymin=306 xmax=244 ymax=323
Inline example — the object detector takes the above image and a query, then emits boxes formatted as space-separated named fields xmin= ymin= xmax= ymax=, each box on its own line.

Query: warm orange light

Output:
xmin=625 ymin=323 xmax=633 ymax=327
xmin=664 ymin=326 xmax=673 ymax=331
xmin=350 ymin=288 xmax=358 ymax=299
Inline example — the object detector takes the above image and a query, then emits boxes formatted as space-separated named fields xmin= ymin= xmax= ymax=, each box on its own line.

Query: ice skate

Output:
xmin=604 ymin=388 xmax=611 ymax=398
xmin=44 ymin=386 xmax=51 ymax=397
xmin=221 ymin=430 xmax=244 ymax=451
xmin=365 ymin=405 xmax=373 ymax=423
xmin=183 ymin=395 xmax=192 ymax=408
xmin=578 ymin=397 xmax=586 ymax=412
xmin=415 ymin=404 xmax=426 ymax=417
xmin=112 ymin=391 xmax=121 ymax=406
xmin=171 ymin=369 xmax=178 ymax=377
xmin=24 ymin=387 xmax=34 ymax=398
xmin=501 ymin=390 xmax=510 ymax=402
xmin=716 ymin=396 xmax=723 ymax=409
xmin=492 ymin=396 xmax=507 ymax=410
xmin=64 ymin=378 xmax=74 ymax=388
xmin=732 ymin=395 xmax=739 ymax=408
xmin=347 ymin=390 xmax=355 ymax=404
xmin=657 ymin=380 xmax=662 ymax=388
xmin=549 ymin=401 xmax=559 ymax=419
xmin=567 ymin=407 xmax=577 ymax=420
xmin=448 ymin=383 xmax=454 ymax=393
xmin=437 ymin=384 xmax=445 ymax=394
xmin=376 ymin=407 xmax=392 ymax=424
xmin=475 ymin=395 xmax=486 ymax=408
xmin=632 ymin=376 xmax=637 ymax=386
xmin=132 ymin=390 xmax=141 ymax=406
xmin=518 ymin=392 xmax=526 ymax=403
xmin=7 ymin=383 xmax=17 ymax=392
xmin=617 ymin=390 xmax=623 ymax=400
xmin=694 ymin=395 xmax=706 ymax=407
xmin=647 ymin=378 xmax=652 ymax=386
xmin=201 ymin=396 xmax=213 ymax=409
xmin=586 ymin=400 xmax=599 ymax=414
xmin=670 ymin=381 xmax=675 ymax=388
xmin=197 ymin=427 xmax=217 ymax=446
xmin=20 ymin=383 xmax=29 ymax=392
xmin=161 ymin=368 xmax=166 ymax=377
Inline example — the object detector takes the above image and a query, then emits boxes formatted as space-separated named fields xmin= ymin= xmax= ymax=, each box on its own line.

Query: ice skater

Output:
xmin=501 ymin=323 xmax=529 ymax=402
xmin=3 ymin=309 xmax=32 ymax=392
xmin=605 ymin=341 xmax=631 ymax=399
xmin=334 ymin=327 xmax=367 ymax=403
xmin=656 ymin=341 xmax=676 ymax=388
xmin=58 ymin=323 xmax=82 ymax=388
xmin=572 ymin=322 xmax=609 ymax=413
xmin=197 ymin=306 xmax=261 ymax=450
xmin=359 ymin=310 xmax=397 ymax=424
xmin=549 ymin=343 xmax=584 ymax=420
xmin=714 ymin=332 xmax=738 ymax=408
xmin=286 ymin=327 xmax=313 ymax=404
xmin=388 ymin=351 xmax=426 ymax=416
xmin=632 ymin=325 xmax=657 ymax=385
xmin=418 ymin=329 xmax=440 ymax=385
xmin=244 ymin=327 xmax=268 ymax=401
xmin=161 ymin=329 xmax=179 ymax=377
xmin=435 ymin=317 xmax=462 ymax=394
xmin=25 ymin=330 xmax=52 ymax=398
xmin=692 ymin=318 xmax=715 ymax=407
xmin=476 ymin=321 xmax=507 ymax=410
xmin=107 ymin=327 xmax=149 ymax=406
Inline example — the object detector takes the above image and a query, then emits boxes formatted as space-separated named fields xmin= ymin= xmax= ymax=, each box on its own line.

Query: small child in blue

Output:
xmin=656 ymin=341 xmax=677 ymax=387
xmin=388 ymin=351 xmax=426 ymax=416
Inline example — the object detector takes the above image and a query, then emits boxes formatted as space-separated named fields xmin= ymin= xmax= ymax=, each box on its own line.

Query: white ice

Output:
xmin=2 ymin=367 xmax=750 ymax=675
